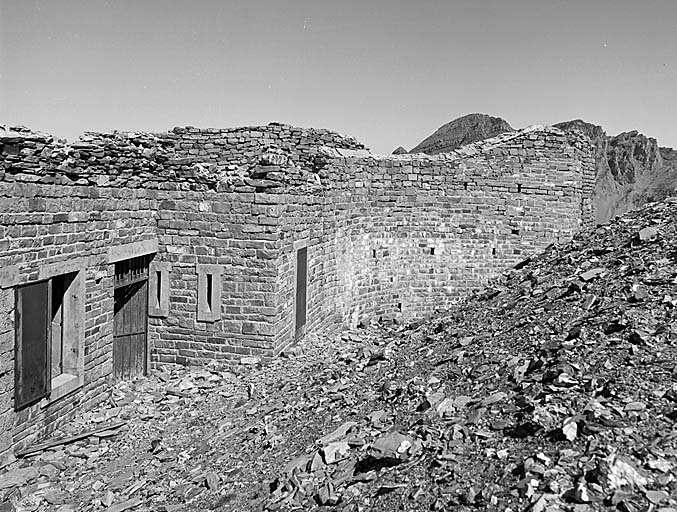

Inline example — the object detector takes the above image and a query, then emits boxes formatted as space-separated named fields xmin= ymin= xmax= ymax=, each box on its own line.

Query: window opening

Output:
xmin=50 ymin=274 xmax=72 ymax=378
xmin=15 ymin=270 xmax=81 ymax=410
xmin=196 ymin=264 xmax=223 ymax=322
xmin=149 ymin=262 xmax=170 ymax=318
xmin=155 ymin=271 xmax=162 ymax=309
xmin=206 ymin=274 xmax=213 ymax=312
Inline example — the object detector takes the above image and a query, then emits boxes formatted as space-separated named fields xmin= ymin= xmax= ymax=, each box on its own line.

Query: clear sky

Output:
xmin=1 ymin=0 xmax=676 ymax=154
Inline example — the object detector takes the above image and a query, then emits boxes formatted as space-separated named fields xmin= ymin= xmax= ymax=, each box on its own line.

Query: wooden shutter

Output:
xmin=15 ymin=281 xmax=51 ymax=410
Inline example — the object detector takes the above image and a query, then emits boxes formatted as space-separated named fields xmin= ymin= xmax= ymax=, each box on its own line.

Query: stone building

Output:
xmin=0 ymin=122 xmax=594 ymax=457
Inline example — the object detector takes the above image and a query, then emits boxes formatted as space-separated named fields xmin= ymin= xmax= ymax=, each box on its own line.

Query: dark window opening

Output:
xmin=430 ymin=247 xmax=435 ymax=256
xmin=155 ymin=271 xmax=162 ymax=309
xmin=206 ymin=274 xmax=213 ymax=312
xmin=511 ymin=228 xmax=520 ymax=235
xmin=114 ymin=255 xmax=150 ymax=288
xmin=464 ymin=182 xmax=468 ymax=190
xmin=517 ymin=183 xmax=522 ymax=193
xmin=397 ymin=302 xmax=402 ymax=312
xmin=492 ymin=247 xmax=497 ymax=256
xmin=51 ymin=274 xmax=67 ymax=379
xmin=372 ymin=249 xmax=377 ymax=258
xmin=15 ymin=271 xmax=78 ymax=411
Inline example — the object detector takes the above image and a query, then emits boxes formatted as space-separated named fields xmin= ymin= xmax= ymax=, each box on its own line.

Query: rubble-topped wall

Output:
xmin=0 ymin=127 xmax=163 ymax=457
xmin=0 ymin=123 xmax=361 ymax=456
xmin=0 ymin=123 xmax=362 ymax=192
xmin=169 ymin=123 xmax=366 ymax=169
xmin=0 ymin=122 xmax=593 ymax=457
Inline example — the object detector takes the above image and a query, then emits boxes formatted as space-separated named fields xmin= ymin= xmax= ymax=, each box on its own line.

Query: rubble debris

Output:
xmin=15 ymin=422 xmax=127 ymax=458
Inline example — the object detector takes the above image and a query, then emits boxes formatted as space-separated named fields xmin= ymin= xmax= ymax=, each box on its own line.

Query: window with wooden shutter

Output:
xmin=15 ymin=281 xmax=51 ymax=410
xmin=14 ymin=268 xmax=85 ymax=410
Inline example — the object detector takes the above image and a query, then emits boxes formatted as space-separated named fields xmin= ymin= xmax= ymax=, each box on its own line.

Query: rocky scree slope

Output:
xmin=269 ymin=197 xmax=677 ymax=511
xmin=555 ymin=120 xmax=677 ymax=225
xmin=408 ymin=113 xmax=514 ymax=155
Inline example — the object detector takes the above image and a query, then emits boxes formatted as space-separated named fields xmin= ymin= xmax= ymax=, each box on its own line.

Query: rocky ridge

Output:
xmin=555 ymin=120 xmax=677 ymax=225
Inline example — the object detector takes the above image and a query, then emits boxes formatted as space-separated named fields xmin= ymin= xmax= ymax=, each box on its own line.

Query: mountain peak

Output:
xmin=410 ymin=113 xmax=514 ymax=155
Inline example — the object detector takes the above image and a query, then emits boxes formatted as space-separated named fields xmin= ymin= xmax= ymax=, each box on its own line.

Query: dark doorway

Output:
xmin=113 ymin=255 xmax=150 ymax=381
xmin=295 ymin=247 xmax=307 ymax=338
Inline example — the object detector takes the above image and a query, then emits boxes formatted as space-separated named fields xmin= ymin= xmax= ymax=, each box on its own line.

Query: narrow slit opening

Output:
xmin=156 ymin=271 xmax=162 ymax=308
xmin=206 ymin=274 xmax=213 ymax=312
xmin=397 ymin=302 xmax=402 ymax=312
xmin=430 ymin=247 xmax=435 ymax=256
xmin=517 ymin=183 xmax=522 ymax=193
xmin=372 ymin=249 xmax=377 ymax=258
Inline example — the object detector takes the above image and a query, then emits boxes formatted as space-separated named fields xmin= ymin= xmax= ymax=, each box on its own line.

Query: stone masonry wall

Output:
xmin=169 ymin=123 xmax=366 ymax=170
xmin=0 ymin=129 xmax=161 ymax=458
xmin=0 ymin=122 xmax=593 ymax=457
xmin=320 ymin=127 xmax=594 ymax=324
xmin=152 ymin=190 xmax=282 ymax=366
xmin=0 ymin=123 xmax=361 ymax=455
xmin=271 ymin=127 xmax=594 ymax=343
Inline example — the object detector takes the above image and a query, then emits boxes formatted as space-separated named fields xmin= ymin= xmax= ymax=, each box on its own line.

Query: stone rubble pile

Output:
xmin=1 ymin=123 xmax=365 ymax=193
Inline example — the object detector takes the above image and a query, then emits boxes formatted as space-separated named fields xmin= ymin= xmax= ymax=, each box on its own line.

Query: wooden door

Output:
xmin=295 ymin=247 xmax=307 ymax=338
xmin=113 ymin=256 xmax=149 ymax=381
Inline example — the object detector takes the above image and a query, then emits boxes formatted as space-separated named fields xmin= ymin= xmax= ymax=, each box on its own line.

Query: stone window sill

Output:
xmin=40 ymin=373 xmax=83 ymax=408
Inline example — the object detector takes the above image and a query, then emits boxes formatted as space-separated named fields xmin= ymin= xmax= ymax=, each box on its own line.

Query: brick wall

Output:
xmin=324 ymin=127 xmax=594 ymax=324
xmin=0 ymin=123 xmax=362 ymax=455
xmin=151 ymin=190 xmax=283 ymax=366
xmin=272 ymin=127 xmax=595 ymax=340
xmin=0 ymin=122 xmax=593 ymax=456
xmin=0 ymin=127 xmax=161 ymax=457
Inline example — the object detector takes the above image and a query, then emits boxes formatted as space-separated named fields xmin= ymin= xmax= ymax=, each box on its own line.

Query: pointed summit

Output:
xmin=410 ymin=113 xmax=514 ymax=155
